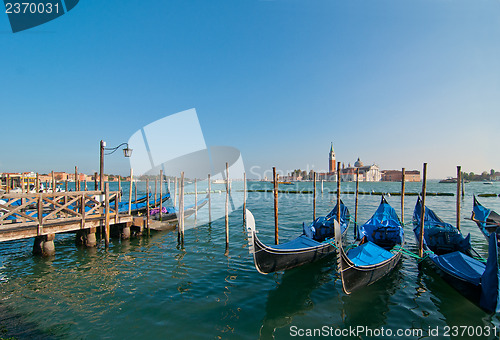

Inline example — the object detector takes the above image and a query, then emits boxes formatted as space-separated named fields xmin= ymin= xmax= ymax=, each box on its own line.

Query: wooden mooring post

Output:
xmin=174 ymin=177 xmax=177 ymax=207
xmin=118 ymin=177 xmax=121 ymax=201
xmin=313 ymin=171 xmax=316 ymax=221
xmin=105 ymin=183 xmax=110 ymax=248
xmin=159 ymin=170 xmax=163 ymax=222
xmin=146 ymin=178 xmax=150 ymax=237
xmin=225 ymin=163 xmax=230 ymax=248
xmin=194 ymin=178 xmax=198 ymax=220
xmin=337 ymin=162 xmax=341 ymax=225
xmin=401 ymin=168 xmax=405 ymax=225
xmin=208 ymin=174 xmax=212 ymax=223
xmin=243 ymin=172 xmax=247 ymax=224
xmin=75 ymin=166 xmax=79 ymax=191
xmin=273 ymin=167 xmax=279 ymax=245
xmin=51 ymin=171 xmax=55 ymax=193
xmin=180 ymin=172 xmax=185 ymax=241
xmin=128 ymin=168 xmax=133 ymax=215
xmin=457 ymin=165 xmax=461 ymax=231
xmin=355 ymin=167 xmax=359 ymax=238
xmin=177 ymin=177 xmax=182 ymax=241
xmin=134 ymin=179 xmax=138 ymax=203
xmin=154 ymin=178 xmax=158 ymax=207
xmin=419 ymin=163 xmax=427 ymax=258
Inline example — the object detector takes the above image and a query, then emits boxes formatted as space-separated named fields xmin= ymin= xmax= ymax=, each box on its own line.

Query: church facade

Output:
xmin=339 ymin=158 xmax=381 ymax=182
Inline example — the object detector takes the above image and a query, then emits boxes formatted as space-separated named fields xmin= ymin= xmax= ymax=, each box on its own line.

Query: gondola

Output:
xmin=471 ymin=195 xmax=500 ymax=247
xmin=118 ymin=193 xmax=170 ymax=214
xmin=413 ymin=196 xmax=500 ymax=313
xmin=335 ymin=196 xmax=404 ymax=294
xmin=151 ymin=196 xmax=208 ymax=222
xmin=246 ymin=201 xmax=350 ymax=274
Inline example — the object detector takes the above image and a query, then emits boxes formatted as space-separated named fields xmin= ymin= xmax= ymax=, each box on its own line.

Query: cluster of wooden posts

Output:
xmin=1 ymin=160 xmax=468 ymax=257
xmin=0 ymin=161 xmax=244 ymax=256
xmin=266 ymin=162 xmax=465 ymax=250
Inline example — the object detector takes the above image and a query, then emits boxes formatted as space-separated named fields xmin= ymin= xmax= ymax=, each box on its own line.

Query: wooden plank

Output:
xmin=0 ymin=214 xmax=133 ymax=242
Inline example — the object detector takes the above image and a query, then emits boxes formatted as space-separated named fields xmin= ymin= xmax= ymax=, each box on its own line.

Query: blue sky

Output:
xmin=1 ymin=0 xmax=499 ymax=179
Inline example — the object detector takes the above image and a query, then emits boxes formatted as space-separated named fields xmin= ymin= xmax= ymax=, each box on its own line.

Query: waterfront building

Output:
xmin=340 ymin=157 xmax=381 ymax=182
xmin=381 ymin=170 xmax=421 ymax=182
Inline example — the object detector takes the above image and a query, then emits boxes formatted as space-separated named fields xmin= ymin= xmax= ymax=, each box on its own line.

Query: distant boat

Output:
xmin=212 ymin=179 xmax=229 ymax=184
xmin=278 ymin=181 xmax=293 ymax=185
xmin=483 ymin=181 xmax=493 ymax=185
xmin=439 ymin=177 xmax=457 ymax=183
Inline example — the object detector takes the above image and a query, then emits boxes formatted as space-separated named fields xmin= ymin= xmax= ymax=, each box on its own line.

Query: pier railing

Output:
xmin=0 ymin=190 xmax=131 ymax=242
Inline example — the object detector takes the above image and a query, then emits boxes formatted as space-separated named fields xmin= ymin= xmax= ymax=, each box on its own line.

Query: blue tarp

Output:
xmin=412 ymin=197 xmax=500 ymax=313
xmin=303 ymin=201 xmax=349 ymax=241
xmin=357 ymin=197 xmax=404 ymax=248
xmin=472 ymin=196 xmax=500 ymax=246
xmin=413 ymin=198 xmax=472 ymax=254
xmin=273 ymin=235 xmax=322 ymax=250
xmin=432 ymin=251 xmax=484 ymax=285
xmin=347 ymin=241 xmax=395 ymax=266
xmin=480 ymin=234 xmax=500 ymax=313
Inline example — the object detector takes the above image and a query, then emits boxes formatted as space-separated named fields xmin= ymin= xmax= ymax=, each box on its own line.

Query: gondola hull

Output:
xmin=250 ymin=233 xmax=336 ymax=274
xmin=413 ymin=197 xmax=500 ymax=313
xmin=153 ymin=199 xmax=208 ymax=222
xmin=337 ymin=248 xmax=402 ymax=294
xmin=334 ymin=196 xmax=404 ymax=294
xmin=472 ymin=196 xmax=500 ymax=247
xmin=246 ymin=209 xmax=346 ymax=274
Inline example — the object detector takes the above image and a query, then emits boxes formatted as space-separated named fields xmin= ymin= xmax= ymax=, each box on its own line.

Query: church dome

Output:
xmin=354 ymin=157 xmax=363 ymax=167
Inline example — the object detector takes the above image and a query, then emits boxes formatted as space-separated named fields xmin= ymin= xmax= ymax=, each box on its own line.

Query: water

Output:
xmin=0 ymin=181 xmax=499 ymax=339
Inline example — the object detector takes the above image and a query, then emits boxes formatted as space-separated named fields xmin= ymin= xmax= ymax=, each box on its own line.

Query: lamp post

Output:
xmin=99 ymin=140 xmax=133 ymax=191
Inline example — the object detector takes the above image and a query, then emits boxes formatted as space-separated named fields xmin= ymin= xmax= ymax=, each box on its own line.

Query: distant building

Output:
xmin=315 ymin=143 xmax=338 ymax=181
xmin=493 ymin=172 xmax=500 ymax=181
xmin=329 ymin=142 xmax=336 ymax=174
xmin=381 ymin=170 xmax=421 ymax=182
xmin=340 ymin=157 xmax=381 ymax=182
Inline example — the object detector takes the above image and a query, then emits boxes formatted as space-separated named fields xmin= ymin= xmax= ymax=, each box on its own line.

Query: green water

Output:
xmin=0 ymin=181 xmax=499 ymax=339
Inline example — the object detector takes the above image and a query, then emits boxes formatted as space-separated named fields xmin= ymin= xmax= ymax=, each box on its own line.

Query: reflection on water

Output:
xmin=0 ymin=181 xmax=498 ymax=339
xmin=260 ymin=256 xmax=336 ymax=339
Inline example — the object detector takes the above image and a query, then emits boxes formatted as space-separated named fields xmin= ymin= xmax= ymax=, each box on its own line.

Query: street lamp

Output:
xmin=99 ymin=140 xmax=133 ymax=190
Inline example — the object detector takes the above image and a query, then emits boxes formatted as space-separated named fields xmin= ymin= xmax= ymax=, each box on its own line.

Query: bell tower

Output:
xmin=329 ymin=142 xmax=336 ymax=173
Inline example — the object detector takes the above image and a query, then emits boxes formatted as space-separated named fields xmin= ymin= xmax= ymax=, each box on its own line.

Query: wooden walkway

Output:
xmin=0 ymin=189 xmax=135 ymax=245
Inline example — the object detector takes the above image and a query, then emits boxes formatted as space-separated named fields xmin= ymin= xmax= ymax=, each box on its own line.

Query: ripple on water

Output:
xmin=0 ymin=181 xmax=499 ymax=339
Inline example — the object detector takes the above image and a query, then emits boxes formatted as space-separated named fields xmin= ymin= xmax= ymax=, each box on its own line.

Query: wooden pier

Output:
xmin=0 ymin=188 xmax=143 ymax=255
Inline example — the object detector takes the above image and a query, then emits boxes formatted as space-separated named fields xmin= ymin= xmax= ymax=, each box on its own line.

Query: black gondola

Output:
xmin=246 ymin=201 xmax=350 ymax=274
xmin=151 ymin=196 xmax=208 ymax=222
xmin=335 ymin=196 xmax=404 ymax=294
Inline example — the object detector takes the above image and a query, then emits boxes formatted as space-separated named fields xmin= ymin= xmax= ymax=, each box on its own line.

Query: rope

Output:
xmin=324 ymin=238 xmax=338 ymax=250
xmin=473 ymin=256 xmax=487 ymax=264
